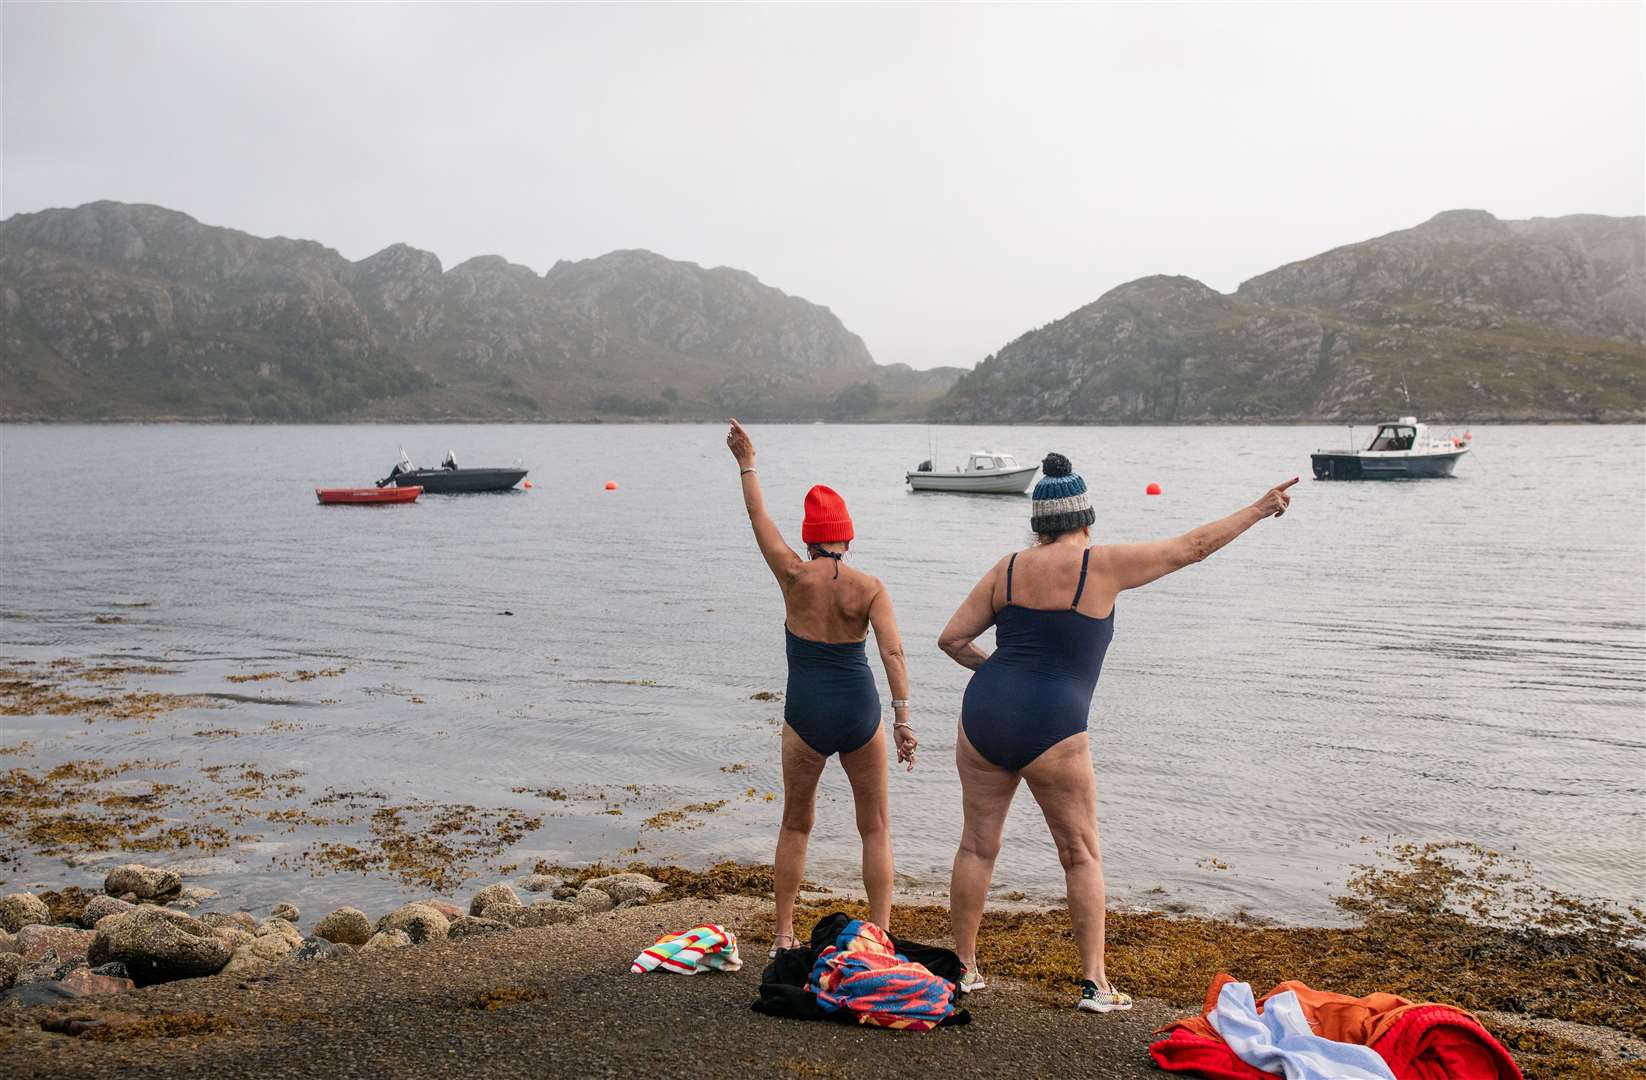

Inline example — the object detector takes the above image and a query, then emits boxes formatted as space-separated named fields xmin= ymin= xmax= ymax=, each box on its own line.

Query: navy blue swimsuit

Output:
xmin=961 ymin=549 xmax=1114 ymax=771
xmin=784 ymin=627 xmax=881 ymax=756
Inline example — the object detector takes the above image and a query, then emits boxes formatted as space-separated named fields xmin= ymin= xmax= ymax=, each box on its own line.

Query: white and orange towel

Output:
xmin=630 ymin=924 xmax=743 ymax=975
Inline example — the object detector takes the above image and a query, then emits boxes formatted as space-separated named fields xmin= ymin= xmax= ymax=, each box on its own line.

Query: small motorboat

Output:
xmin=1310 ymin=417 xmax=1469 ymax=480
xmin=907 ymin=450 xmax=1039 ymax=494
xmin=378 ymin=450 xmax=528 ymax=494
xmin=317 ymin=485 xmax=422 ymax=505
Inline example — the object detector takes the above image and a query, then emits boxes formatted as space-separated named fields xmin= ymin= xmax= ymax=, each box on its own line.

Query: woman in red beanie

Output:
xmin=727 ymin=419 xmax=917 ymax=954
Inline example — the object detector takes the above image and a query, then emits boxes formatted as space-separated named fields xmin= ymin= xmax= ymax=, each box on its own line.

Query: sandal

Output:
xmin=769 ymin=932 xmax=801 ymax=958
xmin=958 ymin=968 xmax=987 ymax=994
xmin=1076 ymin=979 xmax=1132 ymax=1013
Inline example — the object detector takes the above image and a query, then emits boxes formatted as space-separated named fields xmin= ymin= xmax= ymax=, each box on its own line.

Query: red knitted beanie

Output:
xmin=801 ymin=485 xmax=854 ymax=544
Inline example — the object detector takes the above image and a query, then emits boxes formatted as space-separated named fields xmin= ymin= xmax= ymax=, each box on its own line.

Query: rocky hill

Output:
xmin=0 ymin=201 xmax=961 ymax=420
xmin=936 ymin=210 xmax=1645 ymax=423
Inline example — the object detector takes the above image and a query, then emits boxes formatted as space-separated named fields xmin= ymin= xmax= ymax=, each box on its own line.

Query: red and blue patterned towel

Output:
xmin=808 ymin=918 xmax=957 ymax=1030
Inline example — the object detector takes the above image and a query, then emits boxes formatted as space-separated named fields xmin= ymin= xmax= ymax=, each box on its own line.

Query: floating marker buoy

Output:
xmin=522 ymin=479 xmax=532 ymax=489
xmin=604 ymin=480 xmax=618 ymax=491
xmin=1145 ymin=482 xmax=1162 ymax=496
xmin=1464 ymin=431 xmax=1473 ymax=441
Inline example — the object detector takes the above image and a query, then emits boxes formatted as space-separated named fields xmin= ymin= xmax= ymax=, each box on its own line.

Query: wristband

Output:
xmin=740 ymin=467 xmax=757 ymax=475
xmin=891 ymin=699 xmax=910 ymax=709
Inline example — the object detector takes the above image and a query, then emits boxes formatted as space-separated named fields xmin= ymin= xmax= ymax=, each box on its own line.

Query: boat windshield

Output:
xmin=1368 ymin=425 xmax=1416 ymax=451
xmin=997 ymin=455 xmax=1017 ymax=467
xmin=969 ymin=455 xmax=996 ymax=471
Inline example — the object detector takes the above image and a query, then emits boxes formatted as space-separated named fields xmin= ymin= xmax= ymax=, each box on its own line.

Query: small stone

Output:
xmin=374 ymin=903 xmax=449 ymax=944
xmin=81 ymin=895 xmax=135 ymax=928
xmin=446 ymin=915 xmax=510 ymax=941
xmin=582 ymin=873 xmax=667 ymax=904
xmin=102 ymin=864 xmax=182 ymax=901
xmin=287 ymin=937 xmax=348 ymax=963
xmin=0 ymin=894 xmax=50 ymax=934
xmin=572 ymin=887 xmax=615 ymax=914
xmin=468 ymin=882 xmax=519 ymax=917
xmin=361 ymin=929 xmax=412 ymax=952
xmin=256 ymin=918 xmax=304 ymax=948
xmin=16 ymin=925 xmax=94 ymax=967
xmin=519 ymin=874 xmax=560 ymax=893
xmin=484 ymin=901 xmax=582 ymax=929
xmin=221 ymin=932 xmax=295 ymax=977
xmin=86 ymin=907 xmax=231 ymax=985
xmin=270 ymin=902 xmax=300 ymax=923
xmin=54 ymin=967 xmax=135 ymax=998
xmin=551 ymin=884 xmax=580 ymax=901
xmin=312 ymin=907 xmax=372 ymax=947
xmin=171 ymin=887 xmax=219 ymax=910
xmin=199 ymin=911 xmax=257 ymax=933
xmin=421 ymin=899 xmax=463 ymax=921
xmin=0 ymin=953 xmax=19 ymax=992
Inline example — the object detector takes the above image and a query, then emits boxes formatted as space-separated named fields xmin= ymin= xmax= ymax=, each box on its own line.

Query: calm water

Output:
xmin=2 ymin=423 xmax=1643 ymax=923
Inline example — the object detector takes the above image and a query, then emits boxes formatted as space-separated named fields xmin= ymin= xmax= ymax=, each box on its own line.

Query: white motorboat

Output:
xmin=1310 ymin=417 xmax=1469 ymax=480
xmin=907 ymin=450 xmax=1039 ymax=494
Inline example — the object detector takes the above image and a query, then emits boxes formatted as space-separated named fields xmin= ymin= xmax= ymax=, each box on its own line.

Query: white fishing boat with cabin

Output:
xmin=907 ymin=450 xmax=1039 ymax=494
xmin=1310 ymin=417 xmax=1469 ymax=480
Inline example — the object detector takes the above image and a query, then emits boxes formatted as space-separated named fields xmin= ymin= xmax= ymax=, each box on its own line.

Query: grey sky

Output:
xmin=4 ymin=2 xmax=1642 ymax=371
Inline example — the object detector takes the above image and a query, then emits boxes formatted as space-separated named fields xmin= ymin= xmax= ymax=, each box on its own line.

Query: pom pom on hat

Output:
xmin=1041 ymin=452 xmax=1073 ymax=478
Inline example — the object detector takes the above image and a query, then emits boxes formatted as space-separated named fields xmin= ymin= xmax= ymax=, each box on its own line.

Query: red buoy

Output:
xmin=1145 ymin=482 xmax=1162 ymax=496
xmin=604 ymin=481 xmax=618 ymax=491
xmin=522 ymin=479 xmax=533 ymax=489
xmin=1464 ymin=431 xmax=1473 ymax=441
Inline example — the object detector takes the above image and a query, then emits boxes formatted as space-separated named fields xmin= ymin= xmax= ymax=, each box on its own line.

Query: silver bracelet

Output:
xmin=891 ymin=699 xmax=910 ymax=709
xmin=893 ymin=720 xmax=914 ymax=730
xmin=740 ymin=467 xmax=757 ymax=475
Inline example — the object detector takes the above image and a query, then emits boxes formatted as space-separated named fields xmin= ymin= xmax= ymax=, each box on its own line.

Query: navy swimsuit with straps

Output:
xmin=961 ymin=549 xmax=1115 ymax=771
xmin=782 ymin=551 xmax=881 ymax=756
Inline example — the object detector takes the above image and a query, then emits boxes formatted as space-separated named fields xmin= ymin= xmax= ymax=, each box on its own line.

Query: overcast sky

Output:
xmin=4 ymin=3 xmax=1642 ymax=370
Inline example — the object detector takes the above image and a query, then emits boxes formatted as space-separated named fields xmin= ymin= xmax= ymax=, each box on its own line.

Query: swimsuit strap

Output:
xmin=1006 ymin=553 xmax=1017 ymax=602
xmin=813 ymin=549 xmax=843 ymax=579
xmin=1071 ymin=548 xmax=1091 ymax=609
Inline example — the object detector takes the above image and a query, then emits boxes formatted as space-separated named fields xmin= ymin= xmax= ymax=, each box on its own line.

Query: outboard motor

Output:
xmin=441 ymin=449 xmax=459 ymax=471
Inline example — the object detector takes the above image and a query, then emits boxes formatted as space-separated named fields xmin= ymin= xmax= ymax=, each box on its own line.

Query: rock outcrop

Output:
xmin=87 ymin=907 xmax=231 ymax=985
xmin=312 ymin=907 xmax=372 ymax=947
xmin=935 ymin=210 xmax=1646 ymax=423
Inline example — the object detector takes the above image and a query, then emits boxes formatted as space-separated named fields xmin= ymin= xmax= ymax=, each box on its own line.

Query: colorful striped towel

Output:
xmin=809 ymin=919 xmax=957 ymax=1030
xmin=630 ymin=924 xmax=743 ymax=975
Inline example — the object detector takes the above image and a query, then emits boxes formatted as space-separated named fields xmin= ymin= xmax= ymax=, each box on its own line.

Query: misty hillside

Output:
xmin=936 ymin=209 xmax=1645 ymax=423
xmin=0 ymin=201 xmax=961 ymax=421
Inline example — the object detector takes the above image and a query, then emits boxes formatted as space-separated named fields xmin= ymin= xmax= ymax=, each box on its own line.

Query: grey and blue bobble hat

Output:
xmin=1030 ymin=453 xmax=1095 ymax=534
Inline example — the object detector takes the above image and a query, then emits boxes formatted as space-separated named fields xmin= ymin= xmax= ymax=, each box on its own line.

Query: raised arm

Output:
xmin=938 ymin=558 xmax=1005 ymax=671
xmin=868 ymin=584 xmax=917 ymax=770
xmin=1101 ymin=477 xmax=1297 ymax=591
xmin=726 ymin=419 xmax=802 ymax=583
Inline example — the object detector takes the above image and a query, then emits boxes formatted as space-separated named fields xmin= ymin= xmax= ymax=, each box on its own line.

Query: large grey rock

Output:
xmin=0 ymin=894 xmax=50 ymax=933
xmin=80 ymin=895 xmax=135 ymax=928
xmin=374 ymin=903 xmax=448 ymax=944
xmin=360 ymin=929 xmax=412 ymax=953
xmin=446 ymin=915 xmax=510 ymax=941
xmin=270 ymin=902 xmax=300 ymax=923
xmin=572 ymin=887 xmax=615 ymax=914
xmin=87 ymin=907 xmax=231 ymax=985
xmin=583 ymin=872 xmax=667 ymax=904
xmin=468 ymin=882 xmax=519 ymax=916
xmin=312 ymin=907 xmax=372 ymax=947
xmin=102 ymin=864 xmax=181 ymax=901
xmin=16 ymin=925 xmax=94 ymax=967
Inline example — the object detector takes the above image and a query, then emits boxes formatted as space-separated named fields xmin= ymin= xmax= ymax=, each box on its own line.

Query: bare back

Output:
xmin=989 ymin=541 xmax=1118 ymax=620
xmin=782 ymin=557 xmax=880 ymax=643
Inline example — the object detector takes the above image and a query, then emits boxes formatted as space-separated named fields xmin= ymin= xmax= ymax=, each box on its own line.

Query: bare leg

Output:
xmin=1022 ymin=732 xmax=1110 ymax=988
xmin=775 ymin=725 xmax=827 ymax=944
xmin=948 ymin=723 xmax=1019 ymax=971
xmin=838 ymin=724 xmax=893 ymax=928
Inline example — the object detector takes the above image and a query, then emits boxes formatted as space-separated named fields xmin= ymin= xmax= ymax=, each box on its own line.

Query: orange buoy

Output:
xmin=604 ymin=480 xmax=618 ymax=491
xmin=1145 ymin=482 xmax=1162 ymax=496
xmin=522 ymin=479 xmax=533 ymax=489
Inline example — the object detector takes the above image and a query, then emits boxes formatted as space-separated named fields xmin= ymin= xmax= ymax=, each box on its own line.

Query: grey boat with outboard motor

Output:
xmin=378 ymin=450 xmax=528 ymax=494
xmin=1310 ymin=418 xmax=1469 ymax=480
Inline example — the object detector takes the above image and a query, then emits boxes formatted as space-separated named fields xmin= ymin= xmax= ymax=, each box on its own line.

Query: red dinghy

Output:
xmin=316 ymin=485 xmax=422 ymax=505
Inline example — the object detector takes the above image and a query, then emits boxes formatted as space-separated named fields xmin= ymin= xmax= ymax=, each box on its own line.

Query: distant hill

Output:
xmin=0 ymin=201 xmax=962 ymax=421
xmin=936 ymin=209 xmax=1645 ymax=423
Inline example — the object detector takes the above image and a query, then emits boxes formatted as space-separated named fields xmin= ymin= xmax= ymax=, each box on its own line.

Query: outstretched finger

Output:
xmin=1275 ymin=476 xmax=1300 ymax=491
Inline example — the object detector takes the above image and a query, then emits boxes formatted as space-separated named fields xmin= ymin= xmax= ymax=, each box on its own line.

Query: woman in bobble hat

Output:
xmin=938 ymin=451 xmax=1297 ymax=1012
xmin=726 ymin=420 xmax=917 ymax=955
